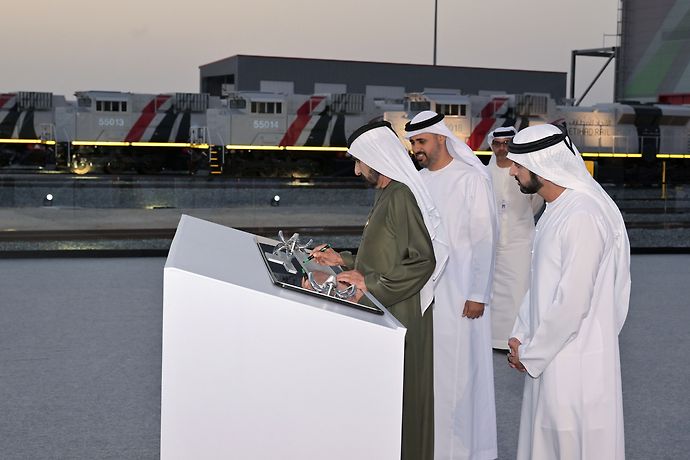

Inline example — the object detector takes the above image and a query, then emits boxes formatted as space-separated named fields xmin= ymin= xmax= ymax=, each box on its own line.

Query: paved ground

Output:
xmin=0 ymin=254 xmax=688 ymax=459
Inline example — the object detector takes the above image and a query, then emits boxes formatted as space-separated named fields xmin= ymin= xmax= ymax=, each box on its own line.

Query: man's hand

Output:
xmin=300 ymin=274 xmax=312 ymax=290
xmin=462 ymin=300 xmax=485 ymax=319
xmin=336 ymin=270 xmax=367 ymax=302
xmin=308 ymin=244 xmax=344 ymax=266
xmin=507 ymin=337 xmax=526 ymax=372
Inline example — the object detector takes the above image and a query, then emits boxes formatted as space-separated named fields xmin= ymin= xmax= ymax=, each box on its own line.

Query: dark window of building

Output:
xmin=203 ymin=74 xmax=236 ymax=97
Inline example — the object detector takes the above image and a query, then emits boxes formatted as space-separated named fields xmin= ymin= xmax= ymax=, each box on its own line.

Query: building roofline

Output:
xmin=199 ymin=54 xmax=565 ymax=76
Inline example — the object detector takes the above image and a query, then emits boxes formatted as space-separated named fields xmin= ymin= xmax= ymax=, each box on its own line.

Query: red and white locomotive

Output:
xmin=386 ymin=91 xmax=690 ymax=183
xmin=1 ymin=87 xmax=689 ymax=182
xmin=0 ymin=90 xmax=215 ymax=174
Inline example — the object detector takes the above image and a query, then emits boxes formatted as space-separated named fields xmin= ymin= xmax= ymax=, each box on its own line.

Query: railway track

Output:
xmin=1 ymin=174 xmax=689 ymax=254
xmin=0 ymin=225 xmax=365 ymax=242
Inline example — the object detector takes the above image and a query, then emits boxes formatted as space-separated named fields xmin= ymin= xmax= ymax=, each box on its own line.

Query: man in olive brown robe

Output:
xmin=310 ymin=121 xmax=448 ymax=460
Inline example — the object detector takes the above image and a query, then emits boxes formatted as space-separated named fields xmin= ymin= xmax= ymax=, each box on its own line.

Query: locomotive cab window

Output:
xmin=436 ymin=103 xmax=466 ymax=116
xmin=251 ymin=101 xmax=283 ymax=114
xmin=228 ymin=98 xmax=247 ymax=109
xmin=96 ymin=100 xmax=127 ymax=112
xmin=408 ymin=101 xmax=431 ymax=112
xmin=77 ymin=96 xmax=92 ymax=108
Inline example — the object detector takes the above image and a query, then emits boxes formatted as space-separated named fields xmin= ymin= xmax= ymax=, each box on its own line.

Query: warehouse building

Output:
xmin=199 ymin=55 xmax=567 ymax=101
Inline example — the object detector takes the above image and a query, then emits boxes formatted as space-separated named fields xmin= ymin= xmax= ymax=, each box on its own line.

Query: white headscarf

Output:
xmin=487 ymin=126 xmax=517 ymax=145
xmin=404 ymin=110 xmax=499 ymax=236
xmin=488 ymin=126 xmax=518 ymax=169
xmin=507 ymin=124 xmax=631 ymax=333
xmin=348 ymin=122 xmax=449 ymax=313
xmin=404 ymin=110 xmax=490 ymax=180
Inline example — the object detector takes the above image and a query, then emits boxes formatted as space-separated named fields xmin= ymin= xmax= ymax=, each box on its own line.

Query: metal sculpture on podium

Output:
xmin=161 ymin=215 xmax=405 ymax=460
xmin=260 ymin=230 xmax=371 ymax=310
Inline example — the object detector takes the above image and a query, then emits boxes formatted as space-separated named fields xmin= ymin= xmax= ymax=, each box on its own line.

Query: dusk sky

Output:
xmin=4 ymin=0 xmax=619 ymax=105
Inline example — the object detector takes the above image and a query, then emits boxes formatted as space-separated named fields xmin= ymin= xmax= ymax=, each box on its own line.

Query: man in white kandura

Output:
xmin=506 ymin=124 xmax=631 ymax=460
xmin=486 ymin=127 xmax=543 ymax=350
xmin=405 ymin=111 xmax=498 ymax=460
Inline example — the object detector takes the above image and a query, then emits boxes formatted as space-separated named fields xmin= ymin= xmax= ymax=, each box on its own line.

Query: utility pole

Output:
xmin=433 ymin=0 xmax=438 ymax=65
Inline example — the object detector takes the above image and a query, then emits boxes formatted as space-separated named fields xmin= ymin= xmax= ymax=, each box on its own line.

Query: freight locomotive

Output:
xmin=387 ymin=91 xmax=690 ymax=184
xmin=1 ymin=88 xmax=689 ymax=183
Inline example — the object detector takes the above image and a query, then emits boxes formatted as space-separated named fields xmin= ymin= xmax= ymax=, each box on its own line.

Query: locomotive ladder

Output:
xmin=209 ymin=147 xmax=223 ymax=175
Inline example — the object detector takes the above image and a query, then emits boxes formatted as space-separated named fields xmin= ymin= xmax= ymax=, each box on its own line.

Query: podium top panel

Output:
xmin=165 ymin=215 xmax=403 ymax=329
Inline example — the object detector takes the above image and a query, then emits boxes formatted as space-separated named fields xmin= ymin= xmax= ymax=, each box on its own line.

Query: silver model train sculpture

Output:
xmin=1 ymin=89 xmax=689 ymax=183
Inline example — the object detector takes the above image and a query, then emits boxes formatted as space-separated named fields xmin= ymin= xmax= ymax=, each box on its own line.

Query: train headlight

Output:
xmin=271 ymin=195 xmax=281 ymax=207
xmin=71 ymin=157 xmax=93 ymax=175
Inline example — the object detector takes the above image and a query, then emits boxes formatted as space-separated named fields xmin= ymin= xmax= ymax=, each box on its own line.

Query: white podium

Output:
xmin=161 ymin=215 xmax=406 ymax=459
